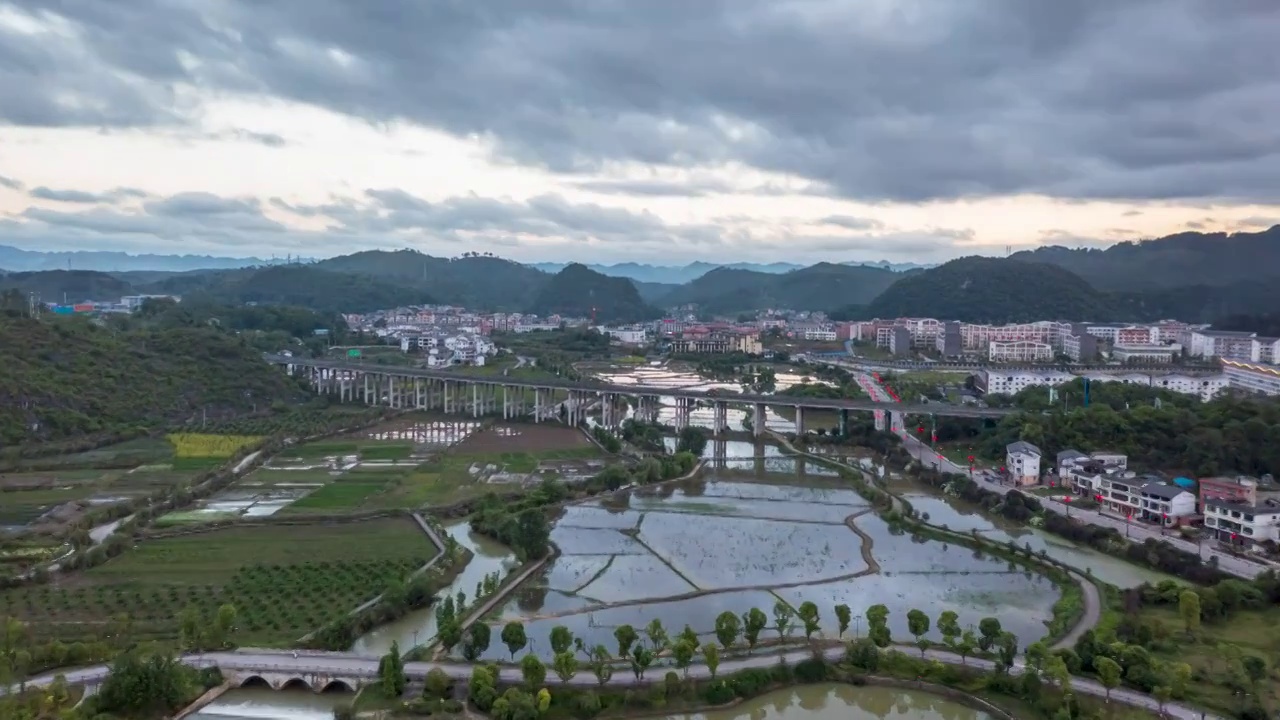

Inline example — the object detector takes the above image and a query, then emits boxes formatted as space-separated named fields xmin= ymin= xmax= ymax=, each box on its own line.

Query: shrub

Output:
xmin=794 ymin=657 xmax=829 ymax=682
xmin=573 ymin=691 xmax=601 ymax=719
xmin=702 ymin=679 xmax=736 ymax=705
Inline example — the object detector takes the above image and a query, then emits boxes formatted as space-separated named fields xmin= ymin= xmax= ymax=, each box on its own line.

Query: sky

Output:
xmin=1 ymin=0 xmax=1278 ymax=266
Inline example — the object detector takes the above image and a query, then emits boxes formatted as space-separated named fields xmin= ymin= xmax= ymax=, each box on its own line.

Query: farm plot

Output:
xmin=638 ymin=512 xmax=868 ymax=589
xmin=454 ymin=424 xmax=596 ymax=455
xmin=548 ymin=526 xmax=647 ymax=556
xmin=0 ymin=518 xmax=436 ymax=647
xmin=357 ymin=417 xmax=481 ymax=448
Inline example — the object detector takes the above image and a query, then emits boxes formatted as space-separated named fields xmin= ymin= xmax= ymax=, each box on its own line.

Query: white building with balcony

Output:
xmin=1222 ymin=360 xmax=1280 ymax=397
xmin=1006 ymin=441 xmax=1042 ymax=485
xmin=1203 ymin=499 xmax=1280 ymax=548
xmin=988 ymin=340 xmax=1053 ymax=363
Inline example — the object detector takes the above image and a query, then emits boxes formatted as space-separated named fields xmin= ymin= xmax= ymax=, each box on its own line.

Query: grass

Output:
xmin=0 ymin=518 xmax=438 ymax=647
xmin=358 ymin=444 xmax=413 ymax=461
xmin=285 ymin=481 xmax=389 ymax=511
xmin=1129 ymin=604 xmax=1280 ymax=716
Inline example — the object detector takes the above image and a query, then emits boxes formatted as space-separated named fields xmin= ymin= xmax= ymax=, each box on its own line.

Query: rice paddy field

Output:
xmin=464 ymin=473 xmax=1063 ymax=661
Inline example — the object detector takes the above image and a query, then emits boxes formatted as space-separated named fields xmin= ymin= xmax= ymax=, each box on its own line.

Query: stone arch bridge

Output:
xmin=225 ymin=668 xmax=365 ymax=694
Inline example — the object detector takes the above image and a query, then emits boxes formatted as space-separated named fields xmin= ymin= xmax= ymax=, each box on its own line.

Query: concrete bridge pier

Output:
xmin=712 ymin=438 xmax=727 ymax=468
xmin=674 ymin=397 xmax=693 ymax=431
xmin=794 ymin=405 xmax=806 ymax=435
xmin=753 ymin=402 xmax=766 ymax=437
xmin=838 ymin=409 xmax=849 ymax=436
xmin=534 ymin=388 xmax=545 ymax=422
xmin=712 ymin=401 xmax=729 ymax=435
xmin=388 ymin=376 xmax=398 ymax=409
xmin=889 ymin=410 xmax=904 ymax=433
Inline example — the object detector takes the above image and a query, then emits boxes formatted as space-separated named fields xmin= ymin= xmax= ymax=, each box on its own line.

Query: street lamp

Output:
xmin=1125 ymin=514 xmax=1131 ymax=538
xmin=854 ymin=614 xmax=863 ymax=640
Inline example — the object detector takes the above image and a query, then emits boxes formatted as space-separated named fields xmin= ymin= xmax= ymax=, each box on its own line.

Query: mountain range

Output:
xmin=3 ymin=225 xmax=1278 ymax=324
xmin=528 ymin=260 xmax=931 ymax=283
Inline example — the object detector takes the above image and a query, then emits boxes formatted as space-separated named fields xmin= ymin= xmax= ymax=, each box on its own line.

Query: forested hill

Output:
xmin=316 ymin=251 xmax=547 ymax=310
xmin=0 ymin=314 xmax=309 ymax=445
xmin=1010 ymin=225 xmax=1280 ymax=291
xmin=659 ymin=263 xmax=898 ymax=314
xmin=528 ymin=264 xmax=662 ymax=323
xmin=839 ymin=257 xmax=1113 ymax=323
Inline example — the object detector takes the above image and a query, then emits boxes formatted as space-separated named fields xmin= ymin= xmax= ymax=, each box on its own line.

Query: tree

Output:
xmin=614 ymin=624 xmax=638 ymax=659
xmin=179 ymin=605 xmax=202 ymax=650
xmin=463 ymin=623 xmax=492 ymax=662
xmin=549 ymin=625 xmax=574 ymax=655
xmin=978 ymin=617 xmax=1002 ymax=652
xmin=502 ymin=622 xmax=528 ymax=660
xmin=645 ymin=619 xmax=668 ymax=653
xmin=1242 ymin=655 xmax=1267 ymax=687
xmin=937 ymin=611 xmax=960 ymax=649
xmin=590 ymin=645 xmax=613 ymax=686
xmin=1095 ymin=657 xmax=1122 ymax=702
xmin=212 ymin=603 xmax=236 ymax=648
xmin=743 ymin=608 xmax=767 ymax=653
xmin=439 ymin=620 xmax=463 ymax=654
xmin=1178 ymin=590 xmax=1201 ymax=636
xmin=629 ymin=645 xmax=654 ymax=680
xmin=704 ymin=643 xmax=721 ymax=678
xmin=677 ymin=624 xmax=700 ymax=652
xmin=672 ymin=639 xmax=696 ymax=678
xmin=469 ymin=665 xmax=499 ymax=712
xmin=956 ymin=630 xmax=976 ymax=664
xmin=552 ymin=651 xmax=578 ymax=684
xmin=520 ymin=653 xmax=546 ymax=690
xmin=1152 ymin=684 xmax=1171 ymax=714
xmin=1025 ymin=641 xmax=1049 ymax=673
xmin=797 ymin=601 xmax=821 ymax=641
xmin=772 ymin=600 xmax=795 ymax=641
xmin=906 ymin=609 xmax=930 ymax=655
xmin=834 ymin=604 xmax=852 ymax=639
xmin=1170 ymin=662 xmax=1192 ymax=699
xmin=95 ymin=651 xmax=193 ymax=717
xmin=1044 ymin=654 xmax=1071 ymax=696
xmin=378 ymin=641 xmax=406 ymax=697
xmin=676 ymin=426 xmax=708 ymax=455
xmin=714 ymin=610 xmax=741 ymax=651
xmin=996 ymin=632 xmax=1018 ymax=674
xmin=424 ymin=668 xmax=451 ymax=700
xmin=866 ymin=604 xmax=891 ymax=648
xmin=537 ymin=688 xmax=551 ymax=714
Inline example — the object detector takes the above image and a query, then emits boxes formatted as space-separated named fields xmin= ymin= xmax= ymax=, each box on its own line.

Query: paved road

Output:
xmin=12 ymin=645 xmax=1224 ymax=719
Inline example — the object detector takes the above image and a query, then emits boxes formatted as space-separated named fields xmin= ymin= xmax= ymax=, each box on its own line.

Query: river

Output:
xmin=191 ymin=683 xmax=994 ymax=719
xmin=347 ymin=518 xmax=518 ymax=657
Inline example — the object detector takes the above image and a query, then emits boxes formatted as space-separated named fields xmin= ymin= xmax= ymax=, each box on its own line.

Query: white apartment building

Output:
xmin=988 ymin=340 xmax=1054 ymax=363
xmin=979 ymin=369 xmax=1226 ymax=400
xmin=1138 ymin=483 xmax=1197 ymax=526
xmin=1006 ymin=441 xmax=1042 ymax=485
xmin=598 ymin=327 xmax=649 ymax=344
xmin=981 ymin=370 xmax=1075 ymax=395
xmin=961 ymin=321 xmax=1072 ymax=353
xmin=1251 ymin=337 xmax=1280 ymax=364
xmin=1187 ymin=330 xmax=1257 ymax=361
xmin=733 ymin=334 xmax=764 ymax=355
xmin=1111 ymin=344 xmax=1181 ymax=363
xmin=1203 ymin=499 xmax=1280 ymax=548
xmin=1222 ymin=360 xmax=1280 ymax=397
xmin=802 ymin=329 xmax=838 ymax=342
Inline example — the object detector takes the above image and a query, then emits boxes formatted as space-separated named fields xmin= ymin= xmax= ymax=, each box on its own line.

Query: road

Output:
xmin=12 ymin=645 xmax=1224 ymax=719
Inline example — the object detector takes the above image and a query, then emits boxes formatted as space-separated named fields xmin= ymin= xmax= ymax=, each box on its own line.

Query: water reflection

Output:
xmin=670 ymin=683 xmax=995 ymax=719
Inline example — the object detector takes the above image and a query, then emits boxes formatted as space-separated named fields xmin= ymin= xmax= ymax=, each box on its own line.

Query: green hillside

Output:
xmin=144 ymin=265 xmax=436 ymax=314
xmin=849 ymin=257 xmax=1111 ymax=323
xmin=528 ymin=264 xmax=662 ymax=323
xmin=0 ymin=270 xmax=134 ymax=303
xmin=317 ymin=250 xmax=548 ymax=310
xmin=1012 ymin=225 xmax=1280 ymax=292
xmin=662 ymin=263 xmax=898 ymax=313
xmin=0 ymin=313 xmax=310 ymax=444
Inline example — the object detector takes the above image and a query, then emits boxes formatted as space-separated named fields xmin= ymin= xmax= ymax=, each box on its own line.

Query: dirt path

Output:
xmin=843 ymin=510 xmax=881 ymax=574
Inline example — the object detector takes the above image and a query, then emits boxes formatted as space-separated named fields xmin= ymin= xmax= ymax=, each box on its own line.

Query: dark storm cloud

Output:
xmin=4 ymin=0 xmax=1278 ymax=204
xmin=10 ymin=187 xmax=725 ymax=256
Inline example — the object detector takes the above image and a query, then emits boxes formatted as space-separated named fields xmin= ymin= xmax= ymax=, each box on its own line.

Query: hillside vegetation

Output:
xmin=150 ymin=265 xmax=437 ymax=314
xmin=1013 ymin=225 xmax=1280 ymax=291
xmin=661 ymin=262 xmax=898 ymax=313
xmin=843 ymin=257 xmax=1112 ymax=323
xmin=0 ymin=270 xmax=134 ymax=303
xmin=0 ymin=315 xmax=309 ymax=444
xmin=529 ymin=263 xmax=662 ymax=323
xmin=317 ymin=250 xmax=547 ymax=310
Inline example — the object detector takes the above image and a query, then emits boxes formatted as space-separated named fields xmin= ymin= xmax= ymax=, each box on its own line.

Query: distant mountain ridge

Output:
xmin=0 ymin=244 xmax=278 ymax=272
xmin=529 ymin=260 xmax=931 ymax=284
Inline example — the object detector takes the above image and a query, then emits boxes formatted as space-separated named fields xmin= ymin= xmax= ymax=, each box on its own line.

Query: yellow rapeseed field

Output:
xmin=166 ymin=433 xmax=264 ymax=458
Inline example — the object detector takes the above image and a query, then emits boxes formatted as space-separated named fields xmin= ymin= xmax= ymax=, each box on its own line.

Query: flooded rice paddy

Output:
xmin=464 ymin=471 xmax=1059 ymax=661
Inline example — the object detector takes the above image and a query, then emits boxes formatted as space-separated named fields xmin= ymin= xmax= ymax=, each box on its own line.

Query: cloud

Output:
xmin=821 ymin=215 xmax=884 ymax=231
xmin=8 ymin=187 xmax=726 ymax=259
xmin=27 ymin=186 xmax=151 ymax=203
xmin=29 ymin=187 xmax=112 ymax=203
xmin=207 ymin=129 xmax=288 ymax=147
xmin=0 ymin=175 xmax=24 ymax=191
xmin=1236 ymin=216 xmax=1278 ymax=229
xmin=4 ymin=1 xmax=1278 ymax=204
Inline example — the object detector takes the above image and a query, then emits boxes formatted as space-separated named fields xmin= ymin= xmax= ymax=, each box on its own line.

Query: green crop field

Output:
xmin=285 ymin=481 xmax=389 ymax=511
xmin=0 ymin=518 xmax=437 ymax=647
